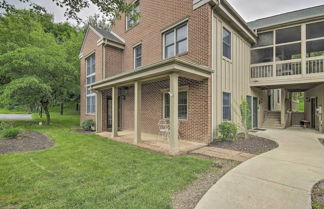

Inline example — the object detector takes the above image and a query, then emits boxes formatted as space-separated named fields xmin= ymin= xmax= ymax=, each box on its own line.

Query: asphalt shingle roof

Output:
xmin=91 ymin=25 xmax=124 ymax=44
xmin=247 ymin=5 xmax=324 ymax=30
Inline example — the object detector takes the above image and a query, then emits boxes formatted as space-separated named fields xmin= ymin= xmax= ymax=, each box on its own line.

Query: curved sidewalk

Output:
xmin=195 ymin=128 xmax=324 ymax=209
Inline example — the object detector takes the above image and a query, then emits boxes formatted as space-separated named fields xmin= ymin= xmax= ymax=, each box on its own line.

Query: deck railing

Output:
xmin=251 ymin=57 xmax=324 ymax=81
xmin=306 ymin=57 xmax=324 ymax=74
xmin=276 ymin=61 xmax=302 ymax=76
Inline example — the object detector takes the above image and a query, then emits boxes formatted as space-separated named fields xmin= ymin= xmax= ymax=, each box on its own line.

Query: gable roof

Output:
xmin=247 ymin=5 xmax=324 ymax=30
xmin=91 ymin=25 xmax=125 ymax=44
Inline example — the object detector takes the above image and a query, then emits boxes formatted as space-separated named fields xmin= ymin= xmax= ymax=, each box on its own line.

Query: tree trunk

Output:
xmin=76 ymin=103 xmax=79 ymax=112
xmin=39 ymin=106 xmax=43 ymax=118
xmin=60 ymin=103 xmax=64 ymax=115
xmin=41 ymin=101 xmax=50 ymax=125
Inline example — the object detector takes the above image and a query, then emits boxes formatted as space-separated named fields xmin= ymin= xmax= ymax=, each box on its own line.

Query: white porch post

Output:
xmin=169 ymin=73 xmax=179 ymax=154
xmin=95 ymin=90 xmax=103 ymax=133
xmin=134 ymin=81 xmax=142 ymax=144
xmin=112 ymin=86 xmax=118 ymax=137
xmin=281 ymin=88 xmax=286 ymax=128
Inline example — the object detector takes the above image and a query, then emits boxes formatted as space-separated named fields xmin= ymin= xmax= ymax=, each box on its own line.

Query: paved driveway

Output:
xmin=195 ymin=128 xmax=324 ymax=209
xmin=0 ymin=114 xmax=32 ymax=121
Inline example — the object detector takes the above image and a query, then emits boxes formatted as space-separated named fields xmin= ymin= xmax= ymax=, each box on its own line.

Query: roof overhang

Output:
xmin=90 ymin=58 xmax=213 ymax=90
xmin=211 ymin=0 xmax=257 ymax=43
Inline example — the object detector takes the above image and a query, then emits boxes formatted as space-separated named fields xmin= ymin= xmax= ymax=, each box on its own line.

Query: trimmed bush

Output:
xmin=2 ymin=128 xmax=20 ymax=139
xmin=81 ymin=120 xmax=95 ymax=131
xmin=218 ymin=122 xmax=237 ymax=141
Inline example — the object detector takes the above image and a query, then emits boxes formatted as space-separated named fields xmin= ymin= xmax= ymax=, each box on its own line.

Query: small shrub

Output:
xmin=2 ymin=128 xmax=20 ymax=139
xmin=0 ymin=121 xmax=14 ymax=131
xmin=218 ymin=122 xmax=237 ymax=141
xmin=81 ymin=120 xmax=95 ymax=131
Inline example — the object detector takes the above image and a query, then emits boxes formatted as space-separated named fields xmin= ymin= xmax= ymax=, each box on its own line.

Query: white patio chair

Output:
xmin=158 ymin=119 xmax=170 ymax=141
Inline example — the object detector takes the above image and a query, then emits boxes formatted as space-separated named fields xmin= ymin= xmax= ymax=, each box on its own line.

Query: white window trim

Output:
xmin=85 ymin=53 xmax=96 ymax=115
xmin=162 ymin=22 xmax=189 ymax=59
xmin=125 ymin=0 xmax=140 ymax=31
xmin=133 ymin=43 xmax=142 ymax=69
xmin=222 ymin=91 xmax=232 ymax=121
xmin=162 ymin=90 xmax=188 ymax=120
xmin=222 ymin=26 xmax=232 ymax=61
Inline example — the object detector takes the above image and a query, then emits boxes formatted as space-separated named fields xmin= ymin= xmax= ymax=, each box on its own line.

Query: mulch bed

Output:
xmin=0 ymin=130 xmax=54 ymax=154
xmin=312 ymin=179 xmax=324 ymax=209
xmin=172 ymin=157 xmax=239 ymax=209
xmin=210 ymin=134 xmax=278 ymax=154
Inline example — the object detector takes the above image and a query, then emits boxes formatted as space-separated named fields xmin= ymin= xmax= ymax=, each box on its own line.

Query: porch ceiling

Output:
xmin=90 ymin=57 xmax=213 ymax=90
xmin=253 ymin=81 xmax=323 ymax=92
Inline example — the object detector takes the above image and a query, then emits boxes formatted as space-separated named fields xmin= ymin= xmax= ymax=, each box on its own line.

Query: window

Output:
xmin=164 ymin=91 xmax=188 ymax=119
xmin=253 ymin=31 xmax=273 ymax=48
xmin=307 ymin=39 xmax=324 ymax=57
xmin=223 ymin=27 xmax=231 ymax=59
xmin=276 ymin=26 xmax=301 ymax=44
xmin=276 ymin=43 xmax=301 ymax=61
xmin=126 ymin=0 xmax=140 ymax=30
xmin=134 ymin=44 xmax=142 ymax=68
xmin=164 ymin=23 xmax=188 ymax=58
xmin=306 ymin=21 xmax=324 ymax=39
xmin=223 ymin=92 xmax=231 ymax=121
xmin=86 ymin=54 xmax=96 ymax=114
xmin=251 ymin=47 xmax=273 ymax=64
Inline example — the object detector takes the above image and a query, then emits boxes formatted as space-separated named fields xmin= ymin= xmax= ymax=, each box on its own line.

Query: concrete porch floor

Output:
xmin=97 ymin=130 xmax=207 ymax=155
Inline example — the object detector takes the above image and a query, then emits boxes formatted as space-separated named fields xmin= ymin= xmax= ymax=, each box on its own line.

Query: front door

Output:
xmin=107 ymin=96 xmax=122 ymax=131
xmin=253 ymin=97 xmax=258 ymax=128
xmin=311 ymin=98 xmax=316 ymax=128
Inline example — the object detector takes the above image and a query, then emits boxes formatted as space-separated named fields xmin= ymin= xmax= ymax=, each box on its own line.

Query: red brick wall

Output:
xmin=111 ymin=0 xmax=212 ymax=72
xmin=105 ymin=46 xmax=123 ymax=78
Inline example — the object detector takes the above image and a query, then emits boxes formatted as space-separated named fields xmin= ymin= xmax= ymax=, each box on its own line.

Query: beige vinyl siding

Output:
xmin=213 ymin=13 xmax=263 ymax=132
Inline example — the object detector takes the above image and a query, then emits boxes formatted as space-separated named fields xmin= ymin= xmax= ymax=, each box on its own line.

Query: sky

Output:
xmin=8 ymin=0 xmax=324 ymax=24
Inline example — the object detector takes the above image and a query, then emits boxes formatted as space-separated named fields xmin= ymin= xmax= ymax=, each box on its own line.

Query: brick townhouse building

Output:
xmin=79 ymin=0 xmax=324 ymax=154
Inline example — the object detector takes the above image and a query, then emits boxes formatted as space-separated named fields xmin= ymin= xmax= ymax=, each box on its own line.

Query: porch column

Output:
xmin=134 ymin=81 xmax=142 ymax=144
xmin=112 ymin=86 xmax=118 ymax=137
xmin=169 ymin=73 xmax=179 ymax=155
xmin=281 ymin=88 xmax=286 ymax=128
xmin=95 ymin=90 xmax=103 ymax=133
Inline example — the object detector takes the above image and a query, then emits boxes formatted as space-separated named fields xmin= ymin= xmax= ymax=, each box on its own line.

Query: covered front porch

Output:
xmin=90 ymin=58 xmax=213 ymax=155
xmin=97 ymin=130 xmax=206 ymax=155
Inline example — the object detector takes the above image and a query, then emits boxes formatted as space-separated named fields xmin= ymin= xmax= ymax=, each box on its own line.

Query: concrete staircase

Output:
xmin=262 ymin=111 xmax=283 ymax=129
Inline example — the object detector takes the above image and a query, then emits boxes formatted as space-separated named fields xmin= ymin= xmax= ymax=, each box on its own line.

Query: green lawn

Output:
xmin=0 ymin=111 xmax=212 ymax=209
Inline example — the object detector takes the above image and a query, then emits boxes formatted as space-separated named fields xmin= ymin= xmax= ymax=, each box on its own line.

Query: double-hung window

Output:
xmin=223 ymin=92 xmax=231 ymax=121
xmin=126 ymin=0 xmax=140 ymax=30
xmin=86 ymin=54 xmax=96 ymax=114
xmin=164 ymin=91 xmax=188 ymax=119
xmin=164 ymin=23 xmax=188 ymax=58
xmin=134 ymin=44 xmax=142 ymax=68
xmin=223 ymin=27 xmax=231 ymax=60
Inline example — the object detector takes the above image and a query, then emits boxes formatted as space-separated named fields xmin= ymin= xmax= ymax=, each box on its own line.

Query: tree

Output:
xmin=0 ymin=77 xmax=52 ymax=124
xmin=0 ymin=9 xmax=82 ymax=123
xmin=240 ymin=98 xmax=251 ymax=139
xmin=0 ymin=0 xmax=136 ymax=24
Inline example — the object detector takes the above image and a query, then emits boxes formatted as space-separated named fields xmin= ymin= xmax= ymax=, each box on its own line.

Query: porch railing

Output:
xmin=276 ymin=61 xmax=302 ymax=76
xmin=251 ymin=63 xmax=273 ymax=78
xmin=306 ymin=57 xmax=324 ymax=74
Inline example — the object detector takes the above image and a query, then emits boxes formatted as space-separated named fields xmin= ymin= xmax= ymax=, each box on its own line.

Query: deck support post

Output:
xmin=281 ymin=88 xmax=286 ymax=128
xmin=112 ymin=86 xmax=118 ymax=137
xmin=134 ymin=81 xmax=142 ymax=144
xmin=169 ymin=73 xmax=179 ymax=155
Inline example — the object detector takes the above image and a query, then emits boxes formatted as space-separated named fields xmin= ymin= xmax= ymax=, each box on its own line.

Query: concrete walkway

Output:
xmin=0 ymin=114 xmax=32 ymax=121
xmin=192 ymin=146 xmax=255 ymax=162
xmin=195 ymin=128 xmax=324 ymax=209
